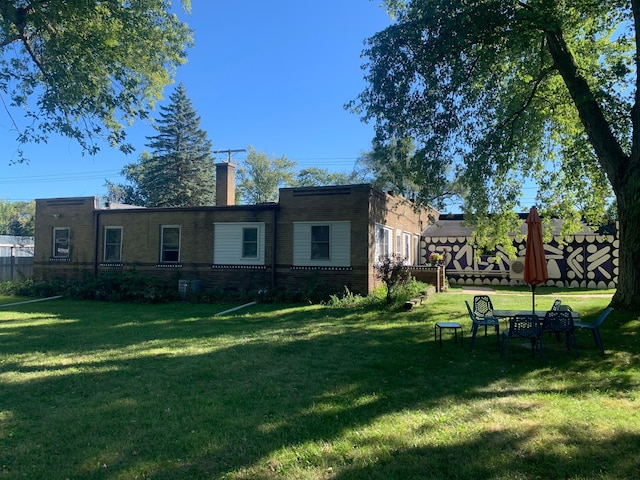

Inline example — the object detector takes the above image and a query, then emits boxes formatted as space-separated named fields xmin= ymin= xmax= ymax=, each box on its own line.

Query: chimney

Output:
xmin=215 ymin=162 xmax=236 ymax=206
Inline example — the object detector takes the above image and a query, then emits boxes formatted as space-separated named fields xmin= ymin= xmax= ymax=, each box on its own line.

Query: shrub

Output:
xmin=375 ymin=254 xmax=412 ymax=304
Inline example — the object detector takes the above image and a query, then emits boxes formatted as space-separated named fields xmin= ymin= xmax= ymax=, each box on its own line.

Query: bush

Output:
xmin=1 ymin=272 xmax=179 ymax=304
xmin=375 ymin=254 xmax=412 ymax=304
xmin=324 ymin=281 xmax=429 ymax=309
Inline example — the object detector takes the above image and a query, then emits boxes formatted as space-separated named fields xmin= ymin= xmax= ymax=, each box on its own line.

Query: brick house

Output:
xmin=33 ymin=163 xmax=438 ymax=296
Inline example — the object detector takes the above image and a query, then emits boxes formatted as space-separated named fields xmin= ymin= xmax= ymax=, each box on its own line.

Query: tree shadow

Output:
xmin=0 ymin=300 xmax=638 ymax=478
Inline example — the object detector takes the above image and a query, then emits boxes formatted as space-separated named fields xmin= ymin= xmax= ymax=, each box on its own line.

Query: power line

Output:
xmin=0 ymin=170 xmax=122 ymax=185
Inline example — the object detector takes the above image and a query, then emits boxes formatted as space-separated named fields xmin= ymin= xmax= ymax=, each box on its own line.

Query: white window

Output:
xmin=160 ymin=226 xmax=181 ymax=263
xmin=293 ymin=221 xmax=350 ymax=267
xmin=404 ymin=233 xmax=412 ymax=264
xmin=311 ymin=225 xmax=330 ymax=260
xmin=53 ymin=227 xmax=70 ymax=258
xmin=104 ymin=227 xmax=123 ymax=262
xmin=374 ymin=224 xmax=392 ymax=261
xmin=214 ymin=223 xmax=265 ymax=265
xmin=242 ymin=227 xmax=259 ymax=259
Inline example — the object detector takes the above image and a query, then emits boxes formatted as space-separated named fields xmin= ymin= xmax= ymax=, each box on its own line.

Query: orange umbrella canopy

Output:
xmin=524 ymin=206 xmax=549 ymax=286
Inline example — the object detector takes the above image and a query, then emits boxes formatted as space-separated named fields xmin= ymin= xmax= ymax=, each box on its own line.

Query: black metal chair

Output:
xmin=543 ymin=310 xmax=575 ymax=350
xmin=465 ymin=300 xmax=500 ymax=347
xmin=574 ymin=307 xmax=614 ymax=354
xmin=502 ymin=314 xmax=544 ymax=362
xmin=473 ymin=295 xmax=495 ymax=336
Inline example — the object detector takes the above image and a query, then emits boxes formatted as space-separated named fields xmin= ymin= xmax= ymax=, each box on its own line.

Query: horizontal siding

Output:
xmin=214 ymin=222 xmax=265 ymax=265
xmin=293 ymin=221 xmax=350 ymax=267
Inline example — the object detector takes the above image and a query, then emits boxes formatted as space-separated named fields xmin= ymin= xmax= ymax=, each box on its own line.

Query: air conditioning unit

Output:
xmin=510 ymin=258 xmax=526 ymax=280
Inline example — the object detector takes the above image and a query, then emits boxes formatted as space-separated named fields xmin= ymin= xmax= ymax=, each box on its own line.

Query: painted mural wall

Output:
xmin=422 ymin=232 xmax=618 ymax=289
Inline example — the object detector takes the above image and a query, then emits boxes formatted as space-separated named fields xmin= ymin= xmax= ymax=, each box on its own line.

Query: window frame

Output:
xmin=52 ymin=227 xmax=70 ymax=258
xmin=375 ymin=224 xmax=393 ymax=261
xmin=241 ymin=226 xmax=259 ymax=259
xmin=310 ymin=224 xmax=331 ymax=260
xmin=103 ymin=226 xmax=123 ymax=262
xmin=160 ymin=225 xmax=181 ymax=263
xmin=403 ymin=232 xmax=412 ymax=264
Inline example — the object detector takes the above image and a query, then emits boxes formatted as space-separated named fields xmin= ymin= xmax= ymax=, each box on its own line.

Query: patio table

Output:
xmin=492 ymin=309 xmax=581 ymax=321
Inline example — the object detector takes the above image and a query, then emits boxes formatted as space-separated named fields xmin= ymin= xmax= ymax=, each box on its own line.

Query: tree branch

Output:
xmin=631 ymin=0 xmax=640 ymax=160
xmin=544 ymin=28 xmax=629 ymax=184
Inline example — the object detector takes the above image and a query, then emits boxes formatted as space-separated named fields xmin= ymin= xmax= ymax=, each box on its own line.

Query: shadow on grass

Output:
xmin=0 ymin=298 xmax=638 ymax=479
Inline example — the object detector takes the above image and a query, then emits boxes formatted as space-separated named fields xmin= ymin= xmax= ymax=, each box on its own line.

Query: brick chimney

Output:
xmin=215 ymin=162 xmax=236 ymax=206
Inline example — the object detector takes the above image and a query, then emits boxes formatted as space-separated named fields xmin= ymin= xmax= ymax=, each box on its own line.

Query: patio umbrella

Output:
xmin=523 ymin=206 xmax=549 ymax=313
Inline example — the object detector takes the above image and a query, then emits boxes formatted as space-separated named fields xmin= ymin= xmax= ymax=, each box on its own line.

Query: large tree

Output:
xmin=236 ymin=146 xmax=296 ymax=204
xmin=0 ymin=199 xmax=34 ymax=236
xmin=350 ymin=0 xmax=639 ymax=310
xmin=293 ymin=166 xmax=362 ymax=187
xmin=0 ymin=0 xmax=192 ymax=161
xmin=107 ymin=83 xmax=215 ymax=207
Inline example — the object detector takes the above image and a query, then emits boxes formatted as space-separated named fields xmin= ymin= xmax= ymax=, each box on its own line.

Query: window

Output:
xmin=213 ymin=222 xmax=265 ymax=265
xmin=375 ymin=224 xmax=392 ymax=260
xmin=104 ymin=227 xmax=123 ymax=262
xmin=311 ymin=225 xmax=330 ymax=260
xmin=404 ymin=233 xmax=412 ymax=264
xmin=161 ymin=226 xmax=181 ymax=263
xmin=53 ymin=227 xmax=70 ymax=258
xmin=242 ymin=227 xmax=259 ymax=259
xmin=292 ymin=221 xmax=350 ymax=267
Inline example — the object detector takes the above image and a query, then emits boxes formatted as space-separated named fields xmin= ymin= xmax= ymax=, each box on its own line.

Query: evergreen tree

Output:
xmin=109 ymin=84 xmax=215 ymax=207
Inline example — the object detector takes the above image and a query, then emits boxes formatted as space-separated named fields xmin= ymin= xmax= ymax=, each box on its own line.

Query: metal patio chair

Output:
xmin=543 ymin=310 xmax=575 ymax=350
xmin=465 ymin=300 xmax=500 ymax=347
xmin=473 ymin=295 xmax=496 ymax=336
xmin=574 ymin=307 xmax=614 ymax=354
xmin=502 ymin=314 xmax=544 ymax=362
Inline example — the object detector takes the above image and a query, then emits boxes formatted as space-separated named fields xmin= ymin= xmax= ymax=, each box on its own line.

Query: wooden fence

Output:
xmin=0 ymin=239 xmax=34 ymax=281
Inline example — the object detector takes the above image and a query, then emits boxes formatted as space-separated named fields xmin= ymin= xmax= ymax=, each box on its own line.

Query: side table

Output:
xmin=434 ymin=322 xmax=463 ymax=347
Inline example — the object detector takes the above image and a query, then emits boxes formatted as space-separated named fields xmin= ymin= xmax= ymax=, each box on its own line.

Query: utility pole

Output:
xmin=213 ymin=149 xmax=246 ymax=163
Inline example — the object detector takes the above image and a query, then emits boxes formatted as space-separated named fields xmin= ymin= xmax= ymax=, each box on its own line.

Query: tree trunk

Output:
xmin=544 ymin=27 xmax=640 ymax=311
xmin=610 ymin=172 xmax=640 ymax=311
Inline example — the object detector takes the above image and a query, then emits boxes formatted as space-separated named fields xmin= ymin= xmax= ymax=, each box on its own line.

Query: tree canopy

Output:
xmin=236 ymin=147 xmax=296 ymax=204
xmin=351 ymin=0 xmax=640 ymax=309
xmin=0 ymin=199 xmax=34 ymax=236
xmin=293 ymin=167 xmax=362 ymax=187
xmin=106 ymin=83 xmax=215 ymax=207
xmin=0 ymin=0 xmax=193 ymax=162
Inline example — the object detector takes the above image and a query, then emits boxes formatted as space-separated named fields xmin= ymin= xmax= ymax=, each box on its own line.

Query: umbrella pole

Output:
xmin=532 ymin=285 xmax=536 ymax=314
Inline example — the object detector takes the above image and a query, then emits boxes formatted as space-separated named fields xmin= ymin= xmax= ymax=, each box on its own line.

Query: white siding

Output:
xmin=214 ymin=222 xmax=265 ymax=265
xmin=293 ymin=221 xmax=351 ymax=267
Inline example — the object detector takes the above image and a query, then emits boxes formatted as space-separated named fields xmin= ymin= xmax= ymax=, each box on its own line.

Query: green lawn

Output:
xmin=0 ymin=289 xmax=638 ymax=479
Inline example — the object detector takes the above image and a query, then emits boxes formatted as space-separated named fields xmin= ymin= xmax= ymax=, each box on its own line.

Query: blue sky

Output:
xmin=0 ymin=1 xmax=392 ymax=203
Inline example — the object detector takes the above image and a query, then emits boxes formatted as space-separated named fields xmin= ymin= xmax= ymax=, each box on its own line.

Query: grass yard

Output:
xmin=0 ymin=288 xmax=639 ymax=479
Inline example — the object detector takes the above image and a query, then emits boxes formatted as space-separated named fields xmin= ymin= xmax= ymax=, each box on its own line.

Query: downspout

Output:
xmin=271 ymin=206 xmax=277 ymax=289
xmin=93 ymin=209 xmax=100 ymax=276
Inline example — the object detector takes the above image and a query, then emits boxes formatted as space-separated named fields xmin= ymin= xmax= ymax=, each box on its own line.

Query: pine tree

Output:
xmin=111 ymin=83 xmax=215 ymax=207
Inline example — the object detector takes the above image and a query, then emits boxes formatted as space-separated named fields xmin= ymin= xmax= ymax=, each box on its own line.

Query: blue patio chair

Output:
xmin=574 ymin=307 xmax=614 ymax=354
xmin=473 ymin=295 xmax=495 ymax=336
xmin=465 ymin=300 xmax=500 ymax=347
xmin=502 ymin=314 xmax=544 ymax=362
xmin=543 ymin=310 xmax=575 ymax=350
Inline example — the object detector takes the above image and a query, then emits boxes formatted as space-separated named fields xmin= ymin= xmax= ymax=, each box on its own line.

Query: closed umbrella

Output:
xmin=524 ymin=206 xmax=549 ymax=313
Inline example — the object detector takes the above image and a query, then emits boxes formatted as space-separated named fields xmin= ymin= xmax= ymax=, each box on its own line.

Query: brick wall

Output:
xmin=33 ymin=186 xmax=437 ymax=297
xmin=34 ymin=197 xmax=97 ymax=281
